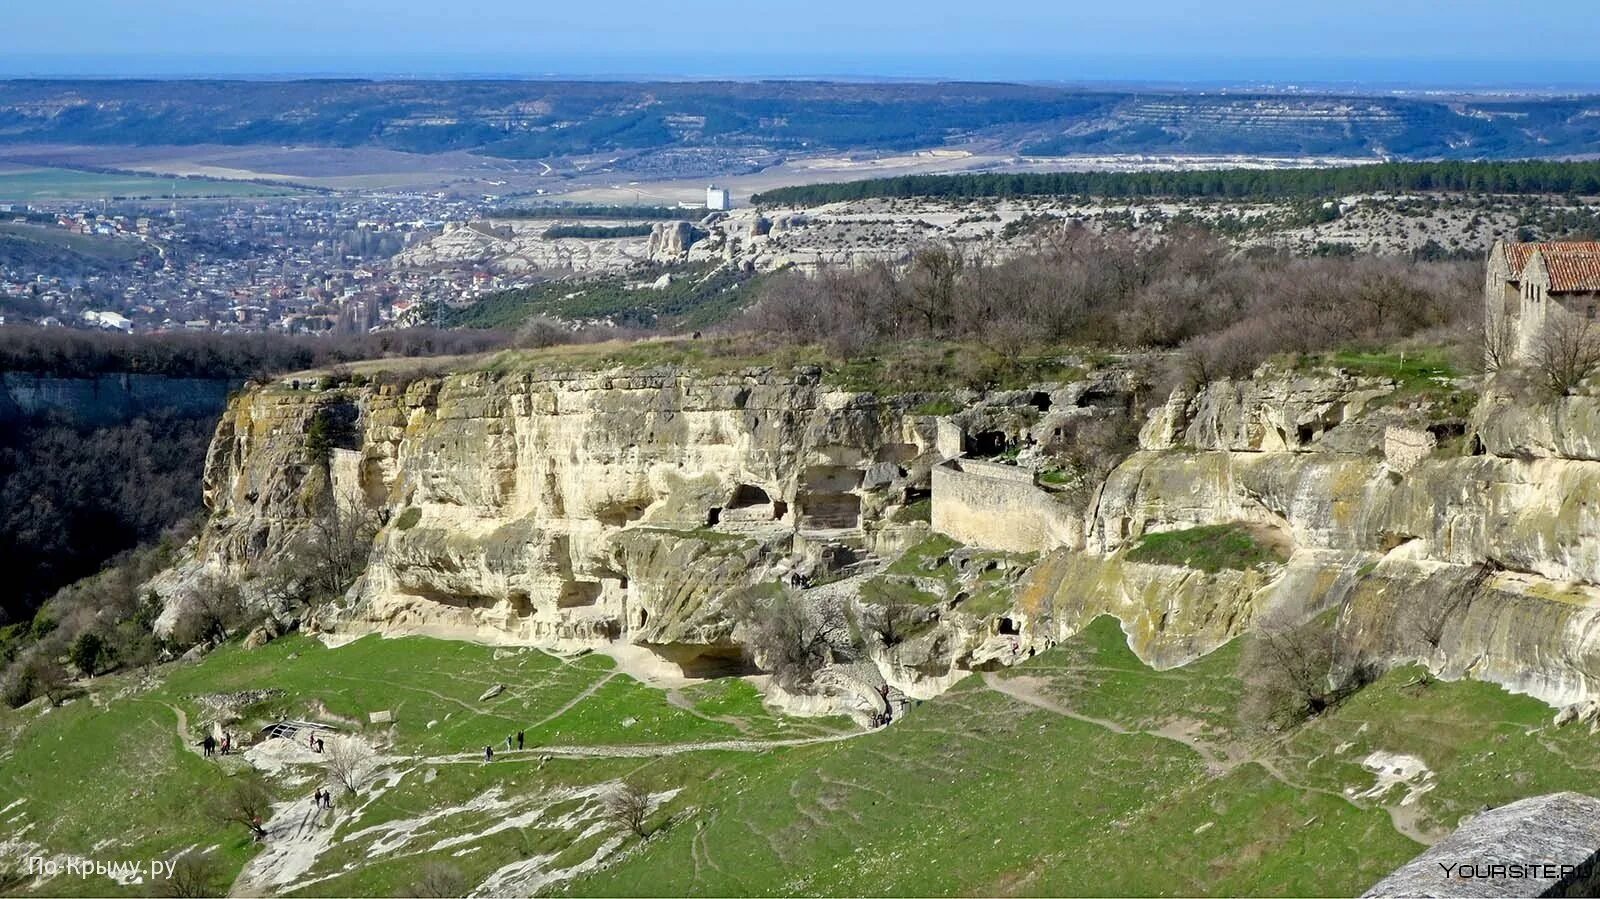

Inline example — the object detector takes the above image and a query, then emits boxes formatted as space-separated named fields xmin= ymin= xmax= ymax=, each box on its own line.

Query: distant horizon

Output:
xmin=4 ymin=54 xmax=1600 ymax=94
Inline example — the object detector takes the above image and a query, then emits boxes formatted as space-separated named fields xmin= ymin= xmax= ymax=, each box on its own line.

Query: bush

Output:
xmin=394 ymin=507 xmax=422 ymax=530
xmin=68 ymin=631 xmax=110 ymax=677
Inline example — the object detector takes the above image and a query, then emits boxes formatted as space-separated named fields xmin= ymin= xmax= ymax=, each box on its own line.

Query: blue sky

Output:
xmin=4 ymin=0 xmax=1600 ymax=86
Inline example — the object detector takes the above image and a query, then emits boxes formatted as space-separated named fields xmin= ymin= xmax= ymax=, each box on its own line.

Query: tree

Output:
xmin=727 ymin=589 xmax=851 ymax=691
xmin=324 ymin=737 xmax=376 ymax=796
xmin=601 ymin=780 xmax=653 ymax=838
xmin=172 ymin=575 xmax=246 ymax=648
xmin=149 ymin=853 xmax=223 ymax=899
xmin=1483 ymin=312 xmax=1518 ymax=373
xmin=1239 ymin=619 xmax=1373 ymax=733
xmin=208 ymin=771 xmax=273 ymax=840
xmin=27 ymin=653 xmax=70 ymax=706
xmin=300 ymin=491 xmax=381 ymax=601
xmin=68 ymin=631 xmax=110 ymax=677
xmin=408 ymin=862 xmax=467 ymax=898
xmin=1533 ymin=313 xmax=1600 ymax=397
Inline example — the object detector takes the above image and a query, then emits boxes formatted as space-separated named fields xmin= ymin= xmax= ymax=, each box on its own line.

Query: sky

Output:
xmin=4 ymin=0 xmax=1600 ymax=87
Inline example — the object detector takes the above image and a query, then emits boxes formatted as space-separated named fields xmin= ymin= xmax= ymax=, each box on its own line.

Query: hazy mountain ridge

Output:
xmin=3 ymin=80 xmax=1599 ymax=160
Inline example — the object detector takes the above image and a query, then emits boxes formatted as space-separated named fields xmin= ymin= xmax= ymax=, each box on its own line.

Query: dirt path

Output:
xmin=522 ymin=671 xmax=619 ymax=731
xmin=420 ymin=728 xmax=871 ymax=764
xmin=981 ymin=672 xmax=1436 ymax=845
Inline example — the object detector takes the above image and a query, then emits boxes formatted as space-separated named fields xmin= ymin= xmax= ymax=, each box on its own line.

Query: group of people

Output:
xmin=199 ymin=732 xmax=234 ymax=756
xmin=484 ymin=729 xmax=527 ymax=761
xmin=307 ymin=732 xmax=325 ymax=753
xmin=310 ymin=788 xmax=334 ymax=810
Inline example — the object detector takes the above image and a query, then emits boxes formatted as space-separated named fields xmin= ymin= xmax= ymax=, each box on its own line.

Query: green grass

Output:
xmin=0 ymin=167 xmax=303 ymax=201
xmin=12 ymin=614 xmax=1600 ymax=897
xmin=1126 ymin=524 xmax=1287 ymax=572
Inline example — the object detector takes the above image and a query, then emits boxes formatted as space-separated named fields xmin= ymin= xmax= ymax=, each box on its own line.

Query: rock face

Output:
xmin=0 ymin=372 xmax=239 ymax=425
xmin=168 ymin=364 xmax=1054 ymax=686
xmin=162 ymin=356 xmax=1600 ymax=713
xmin=646 ymin=221 xmax=701 ymax=261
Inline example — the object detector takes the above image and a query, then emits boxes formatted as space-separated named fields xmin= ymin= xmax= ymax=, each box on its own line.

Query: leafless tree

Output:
xmin=300 ymin=490 xmax=382 ymax=600
xmin=727 ymin=589 xmax=851 ymax=690
xmin=1482 ymin=312 xmax=1518 ymax=373
xmin=515 ymin=315 xmax=573 ymax=349
xmin=407 ymin=861 xmax=466 ymax=898
xmin=324 ymin=737 xmax=376 ymax=795
xmin=601 ymin=781 xmax=654 ymax=838
xmin=1533 ymin=313 xmax=1600 ymax=397
xmin=172 ymin=574 xmax=247 ymax=647
xmin=209 ymin=772 xmax=273 ymax=840
xmin=149 ymin=853 xmax=223 ymax=898
xmin=1239 ymin=619 xmax=1371 ymax=733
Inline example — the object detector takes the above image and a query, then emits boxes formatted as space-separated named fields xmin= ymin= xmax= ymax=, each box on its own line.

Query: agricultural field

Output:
xmin=3 ymin=616 xmax=1594 ymax=897
xmin=0 ymin=167 xmax=302 ymax=201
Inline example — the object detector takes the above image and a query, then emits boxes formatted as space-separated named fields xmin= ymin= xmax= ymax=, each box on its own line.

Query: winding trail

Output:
xmin=981 ymin=672 xmax=1436 ymax=845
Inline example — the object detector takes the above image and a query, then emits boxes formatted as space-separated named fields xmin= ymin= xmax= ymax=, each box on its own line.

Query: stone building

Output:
xmin=1485 ymin=240 xmax=1600 ymax=363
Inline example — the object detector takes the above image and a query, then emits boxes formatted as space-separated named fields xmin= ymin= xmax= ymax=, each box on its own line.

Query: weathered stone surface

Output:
xmin=1363 ymin=792 xmax=1600 ymax=897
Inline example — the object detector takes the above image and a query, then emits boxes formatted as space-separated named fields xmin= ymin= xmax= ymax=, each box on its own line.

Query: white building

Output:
xmin=706 ymin=185 xmax=732 ymax=212
xmin=84 ymin=310 xmax=132 ymax=332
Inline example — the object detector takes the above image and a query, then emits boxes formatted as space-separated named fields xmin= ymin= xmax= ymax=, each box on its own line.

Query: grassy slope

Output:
xmin=4 ymin=619 xmax=1598 ymax=897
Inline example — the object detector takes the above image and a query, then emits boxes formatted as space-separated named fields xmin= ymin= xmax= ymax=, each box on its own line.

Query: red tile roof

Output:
xmin=1504 ymin=241 xmax=1600 ymax=293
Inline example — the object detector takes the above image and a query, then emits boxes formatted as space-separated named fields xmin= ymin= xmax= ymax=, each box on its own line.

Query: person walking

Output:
xmin=516 ymin=730 xmax=524 ymax=750
xmin=506 ymin=734 xmax=513 ymax=751
xmin=201 ymin=734 xmax=215 ymax=757
xmin=484 ymin=745 xmax=494 ymax=762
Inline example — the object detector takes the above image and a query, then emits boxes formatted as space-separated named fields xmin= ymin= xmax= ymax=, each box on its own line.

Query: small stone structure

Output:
xmin=1363 ymin=792 xmax=1600 ymax=898
xmin=930 ymin=459 xmax=1078 ymax=554
xmin=1384 ymin=425 xmax=1437 ymax=473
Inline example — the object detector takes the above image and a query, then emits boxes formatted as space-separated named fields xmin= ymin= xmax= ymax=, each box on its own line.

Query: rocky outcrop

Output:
xmin=646 ymin=221 xmax=701 ymax=261
xmin=161 ymin=355 xmax=1600 ymax=714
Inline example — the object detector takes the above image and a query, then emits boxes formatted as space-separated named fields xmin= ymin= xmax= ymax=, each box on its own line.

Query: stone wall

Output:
xmin=1383 ymin=426 xmax=1435 ymax=473
xmin=930 ymin=459 xmax=1078 ymax=554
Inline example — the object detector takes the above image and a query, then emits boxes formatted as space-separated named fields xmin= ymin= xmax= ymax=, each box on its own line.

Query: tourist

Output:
xmin=516 ymin=730 xmax=525 ymax=750
xmin=201 ymin=734 xmax=215 ymax=757
xmin=316 ymin=737 xmax=324 ymax=753
xmin=484 ymin=745 xmax=494 ymax=762
xmin=506 ymin=734 xmax=513 ymax=751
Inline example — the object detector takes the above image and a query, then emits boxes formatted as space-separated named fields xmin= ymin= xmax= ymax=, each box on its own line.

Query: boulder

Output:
xmin=478 ymin=684 xmax=505 ymax=702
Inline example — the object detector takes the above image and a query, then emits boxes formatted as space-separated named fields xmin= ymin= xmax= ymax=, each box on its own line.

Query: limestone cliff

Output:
xmin=163 ymin=353 xmax=1600 ymax=714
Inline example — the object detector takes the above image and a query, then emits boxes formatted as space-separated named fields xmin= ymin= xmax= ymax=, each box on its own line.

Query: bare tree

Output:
xmin=727 ymin=589 xmax=852 ymax=690
xmin=208 ymin=772 xmax=273 ymax=840
xmin=1482 ymin=312 xmax=1518 ymax=373
xmin=601 ymin=781 xmax=654 ymax=838
xmin=1533 ymin=313 xmax=1600 ymax=397
xmin=173 ymin=574 xmax=247 ymax=648
xmin=407 ymin=861 xmax=466 ymax=898
xmin=301 ymin=490 xmax=382 ymax=600
xmin=324 ymin=737 xmax=376 ymax=795
xmin=149 ymin=853 xmax=223 ymax=899
xmin=1238 ymin=620 xmax=1371 ymax=733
